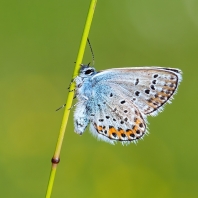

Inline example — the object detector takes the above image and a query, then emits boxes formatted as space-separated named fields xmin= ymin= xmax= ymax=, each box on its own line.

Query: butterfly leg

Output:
xmin=55 ymin=104 xmax=66 ymax=111
xmin=69 ymin=88 xmax=76 ymax=92
xmin=68 ymin=102 xmax=79 ymax=110
xmin=67 ymin=77 xmax=77 ymax=89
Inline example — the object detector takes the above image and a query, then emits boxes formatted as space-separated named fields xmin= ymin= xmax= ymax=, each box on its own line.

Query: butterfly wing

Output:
xmin=92 ymin=67 xmax=182 ymax=116
xmin=88 ymin=83 xmax=147 ymax=144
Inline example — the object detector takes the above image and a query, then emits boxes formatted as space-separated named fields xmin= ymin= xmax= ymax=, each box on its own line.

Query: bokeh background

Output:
xmin=0 ymin=0 xmax=198 ymax=197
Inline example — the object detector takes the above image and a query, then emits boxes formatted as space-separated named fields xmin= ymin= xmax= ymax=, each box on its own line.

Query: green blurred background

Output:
xmin=0 ymin=0 xmax=198 ymax=197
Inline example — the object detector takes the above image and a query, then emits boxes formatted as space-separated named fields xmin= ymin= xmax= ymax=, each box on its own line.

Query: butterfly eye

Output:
xmin=85 ymin=69 xmax=94 ymax=75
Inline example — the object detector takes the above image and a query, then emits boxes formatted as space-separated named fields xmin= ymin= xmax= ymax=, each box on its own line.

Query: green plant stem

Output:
xmin=45 ymin=0 xmax=97 ymax=197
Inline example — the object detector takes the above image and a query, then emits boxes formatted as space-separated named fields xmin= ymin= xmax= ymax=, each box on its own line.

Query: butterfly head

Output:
xmin=79 ymin=64 xmax=96 ymax=78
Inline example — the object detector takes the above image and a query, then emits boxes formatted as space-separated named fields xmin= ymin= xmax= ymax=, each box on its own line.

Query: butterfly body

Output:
xmin=74 ymin=65 xmax=182 ymax=145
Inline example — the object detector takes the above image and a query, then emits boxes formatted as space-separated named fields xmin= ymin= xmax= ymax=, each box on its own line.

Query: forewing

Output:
xmin=92 ymin=67 xmax=182 ymax=116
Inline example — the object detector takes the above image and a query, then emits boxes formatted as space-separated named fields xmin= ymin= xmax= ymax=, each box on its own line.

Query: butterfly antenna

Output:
xmin=87 ymin=38 xmax=95 ymax=66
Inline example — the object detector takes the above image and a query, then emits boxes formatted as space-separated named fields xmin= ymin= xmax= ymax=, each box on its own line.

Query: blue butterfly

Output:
xmin=73 ymin=64 xmax=182 ymax=145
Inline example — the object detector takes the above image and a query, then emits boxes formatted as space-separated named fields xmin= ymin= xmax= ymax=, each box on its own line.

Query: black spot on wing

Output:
xmin=135 ymin=78 xmax=139 ymax=85
xmin=135 ymin=91 xmax=140 ymax=96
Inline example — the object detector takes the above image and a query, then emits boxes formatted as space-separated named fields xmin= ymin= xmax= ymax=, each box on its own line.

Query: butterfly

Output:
xmin=73 ymin=65 xmax=182 ymax=145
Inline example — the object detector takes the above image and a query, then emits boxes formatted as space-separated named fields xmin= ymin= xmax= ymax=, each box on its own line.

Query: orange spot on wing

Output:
xmin=159 ymin=91 xmax=170 ymax=97
xmin=118 ymin=129 xmax=124 ymax=133
xmin=163 ymin=86 xmax=175 ymax=91
xmin=146 ymin=100 xmax=157 ymax=108
xmin=125 ymin=129 xmax=133 ymax=139
xmin=97 ymin=126 xmax=103 ymax=131
xmin=94 ymin=124 xmax=103 ymax=133
xmin=135 ymin=118 xmax=141 ymax=125
xmin=153 ymin=97 xmax=163 ymax=102
xmin=118 ymin=129 xmax=124 ymax=138
xmin=108 ymin=127 xmax=116 ymax=136
xmin=126 ymin=125 xmax=141 ymax=138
